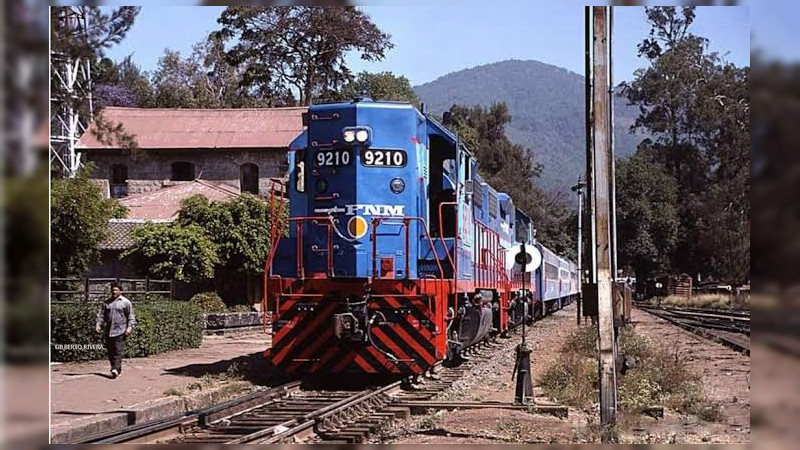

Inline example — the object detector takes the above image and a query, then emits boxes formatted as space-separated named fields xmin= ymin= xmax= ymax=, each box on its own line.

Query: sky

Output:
xmin=103 ymin=4 xmax=752 ymax=86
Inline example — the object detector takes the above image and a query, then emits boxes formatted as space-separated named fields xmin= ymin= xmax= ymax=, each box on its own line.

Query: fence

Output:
xmin=51 ymin=278 xmax=173 ymax=302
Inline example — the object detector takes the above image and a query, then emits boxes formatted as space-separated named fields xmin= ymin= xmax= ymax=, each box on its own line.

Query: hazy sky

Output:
xmin=102 ymin=4 xmax=752 ymax=86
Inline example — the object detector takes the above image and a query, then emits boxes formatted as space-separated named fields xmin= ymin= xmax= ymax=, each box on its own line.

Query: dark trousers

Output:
xmin=105 ymin=334 xmax=127 ymax=373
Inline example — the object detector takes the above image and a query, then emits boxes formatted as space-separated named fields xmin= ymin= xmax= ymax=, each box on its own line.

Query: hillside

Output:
xmin=414 ymin=59 xmax=645 ymax=192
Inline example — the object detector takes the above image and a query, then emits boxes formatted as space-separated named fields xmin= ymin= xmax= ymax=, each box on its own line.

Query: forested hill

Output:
xmin=414 ymin=59 xmax=644 ymax=192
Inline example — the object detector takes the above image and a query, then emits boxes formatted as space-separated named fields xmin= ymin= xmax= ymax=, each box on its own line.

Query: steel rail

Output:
xmin=79 ymin=380 xmax=302 ymax=444
xmin=636 ymin=305 xmax=750 ymax=355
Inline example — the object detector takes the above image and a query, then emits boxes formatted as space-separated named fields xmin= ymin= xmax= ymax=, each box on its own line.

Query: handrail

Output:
xmin=286 ymin=216 xmax=338 ymax=278
xmin=370 ymin=216 xmax=446 ymax=281
xmin=264 ymin=180 xmax=287 ymax=333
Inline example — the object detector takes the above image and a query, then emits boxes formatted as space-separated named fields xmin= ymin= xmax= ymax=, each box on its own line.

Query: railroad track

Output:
xmin=635 ymin=303 xmax=750 ymax=355
xmin=77 ymin=344 xmax=507 ymax=444
xmin=75 ymin=303 xmax=572 ymax=444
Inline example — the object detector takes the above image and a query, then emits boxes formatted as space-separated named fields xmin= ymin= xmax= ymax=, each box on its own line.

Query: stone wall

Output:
xmin=84 ymin=148 xmax=289 ymax=197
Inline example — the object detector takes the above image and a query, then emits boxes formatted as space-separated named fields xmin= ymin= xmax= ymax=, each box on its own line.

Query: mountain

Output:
xmin=413 ymin=59 xmax=645 ymax=192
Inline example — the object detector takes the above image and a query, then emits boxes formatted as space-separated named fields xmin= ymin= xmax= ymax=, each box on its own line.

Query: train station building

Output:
xmin=75 ymin=106 xmax=306 ymax=292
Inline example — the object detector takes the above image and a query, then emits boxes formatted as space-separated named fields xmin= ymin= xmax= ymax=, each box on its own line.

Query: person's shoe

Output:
xmin=110 ymin=369 xmax=119 ymax=379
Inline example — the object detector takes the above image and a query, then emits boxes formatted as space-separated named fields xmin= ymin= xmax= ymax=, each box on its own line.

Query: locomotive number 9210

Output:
xmin=362 ymin=149 xmax=407 ymax=167
xmin=315 ymin=150 xmax=352 ymax=167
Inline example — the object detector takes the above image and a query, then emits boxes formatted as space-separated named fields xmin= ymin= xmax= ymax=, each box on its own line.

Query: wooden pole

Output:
xmin=592 ymin=5 xmax=618 ymax=433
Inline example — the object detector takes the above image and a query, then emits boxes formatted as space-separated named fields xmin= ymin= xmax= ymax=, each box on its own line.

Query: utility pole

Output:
xmin=590 ymin=5 xmax=618 ymax=435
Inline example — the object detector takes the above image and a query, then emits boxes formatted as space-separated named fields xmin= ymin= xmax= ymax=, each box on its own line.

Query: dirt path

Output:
xmin=614 ymin=308 xmax=750 ymax=443
xmin=383 ymin=303 xmax=750 ymax=444
xmin=385 ymin=303 xmax=598 ymax=444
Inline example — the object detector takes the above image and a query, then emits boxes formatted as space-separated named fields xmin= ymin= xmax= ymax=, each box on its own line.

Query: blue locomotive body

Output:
xmin=265 ymin=98 xmax=578 ymax=374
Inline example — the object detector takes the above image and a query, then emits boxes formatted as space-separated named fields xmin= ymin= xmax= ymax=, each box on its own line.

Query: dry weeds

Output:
xmin=538 ymin=325 xmax=725 ymax=423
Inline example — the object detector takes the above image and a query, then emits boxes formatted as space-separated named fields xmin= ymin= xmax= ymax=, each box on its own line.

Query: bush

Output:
xmin=563 ymin=323 xmax=598 ymax=358
xmin=539 ymin=352 xmax=597 ymax=408
xmin=227 ymin=304 xmax=253 ymax=313
xmin=51 ymin=301 xmax=203 ymax=362
xmin=661 ymin=294 xmax=731 ymax=309
xmin=123 ymin=223 xmax=219 ymax=282
xmin=190 ymin=291 xmax=226 ymax=313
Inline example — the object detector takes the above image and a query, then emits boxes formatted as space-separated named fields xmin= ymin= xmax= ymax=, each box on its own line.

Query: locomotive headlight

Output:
xmin=389 ymin=177 xmax=405 ymax=194
xmin=355 ymin=129 xmax=370 ymax=143
xmin=342 ymin=129 xmax=356 ymax=143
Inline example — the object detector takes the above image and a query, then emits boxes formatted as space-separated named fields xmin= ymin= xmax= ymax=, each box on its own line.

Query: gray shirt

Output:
xmin=96 ymin=295 xmax=136 ymax=338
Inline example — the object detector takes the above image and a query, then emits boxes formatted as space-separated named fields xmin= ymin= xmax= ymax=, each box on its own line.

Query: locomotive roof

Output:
xmin=302 ymin=98 xmax=475 ymax=158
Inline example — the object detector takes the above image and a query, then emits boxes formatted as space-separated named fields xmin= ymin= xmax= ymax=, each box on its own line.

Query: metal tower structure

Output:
xmin=50 ymin=6 xmax=94 ymax=177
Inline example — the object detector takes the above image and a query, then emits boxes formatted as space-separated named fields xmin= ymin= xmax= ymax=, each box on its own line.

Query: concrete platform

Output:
xmin=50 ymin=331 xmax=271 ymax=443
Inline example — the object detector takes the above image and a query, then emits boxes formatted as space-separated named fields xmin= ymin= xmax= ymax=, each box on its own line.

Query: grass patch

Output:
xmin=416 ymin=410 xmax=445 ymax=430
xmin=216 ymin=381 xmax=250 ymax=398
xmin=163 ymin=387 xmax=184 ymax=397
xmin=659 ymin=294 xmax=731 ymax=309
xmin=539 ymin=325 xmax=725 ymax=423
xmin=539 ymin=352 xmax=596 ymax=408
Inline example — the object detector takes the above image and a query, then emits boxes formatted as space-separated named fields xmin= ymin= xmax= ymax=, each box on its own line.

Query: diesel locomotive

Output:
xmin=263 ymin=97 xmax=578 ymax=374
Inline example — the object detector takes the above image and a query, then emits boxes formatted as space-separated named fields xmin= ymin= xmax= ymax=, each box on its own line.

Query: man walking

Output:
xmin=95 ymin=283 xmax=135 ymax=379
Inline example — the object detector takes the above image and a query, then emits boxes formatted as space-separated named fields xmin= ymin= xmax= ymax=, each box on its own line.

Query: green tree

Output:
xmin=149 ymin=36 xmax=266 ymax=108
xmin=93 ymin=55 xmax=155 ymax=108
xmin=151 ymin=49 xmax=202 ymax=108
xmin=620 ymin=6 xmax=750 ymax=282
xmin=616 ymin=149 xmax=680 ymax=282
xmin=51 ymin=165 xmax=127 ymax=276
xmin=50 ymin=7 xmax=140 ymax=61
xmin=337 ymin=71 xmax=419 ymax=106
xmin=123 ymin=223 xmax=219 ymax=282
xmin=446 ymin=102 xmax=574 ymax=257
xmin=215 ymin=6 xmax=393 ymax=105
xmin=177 ymin=193 xmax=275 ymax=275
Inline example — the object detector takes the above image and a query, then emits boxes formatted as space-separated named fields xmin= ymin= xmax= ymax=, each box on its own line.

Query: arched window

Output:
xmin=239 ymin=163 xmax=259 ymax=194
xmin=171 ymin=161 xmax=195 ymax=181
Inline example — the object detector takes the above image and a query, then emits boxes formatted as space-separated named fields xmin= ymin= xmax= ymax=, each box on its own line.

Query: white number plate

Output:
xmin=315 ymin=150 xmax=352 ymax=167
xmin=362 ymin=149 xmax=407 ymax=167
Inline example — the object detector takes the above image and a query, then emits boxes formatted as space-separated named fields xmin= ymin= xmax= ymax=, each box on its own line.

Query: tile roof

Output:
xmin=118 ymin=179 xmax=243 ymax=221
xmin=99 ymin=220 xmax=151 ymax=250
xmin=77 ymin=107 xmax=307 ymax=150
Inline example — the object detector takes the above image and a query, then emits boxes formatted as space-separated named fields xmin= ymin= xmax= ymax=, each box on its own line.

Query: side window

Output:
xmin=171 ymin=161 xmax=195 ymax=181
xmin=442 ymin=158 xmax=456 ymax=189
xmin=545 ymin=262 xmax=558 ymax=280
xmin=239 ymin=163 xmax=259 ymax=195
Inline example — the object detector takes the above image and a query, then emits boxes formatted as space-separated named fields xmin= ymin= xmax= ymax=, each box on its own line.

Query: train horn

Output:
xmin=506 ymin=244 xmax=542 ymax=273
